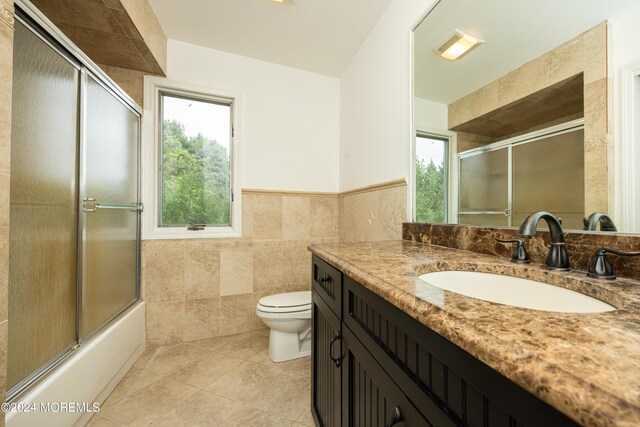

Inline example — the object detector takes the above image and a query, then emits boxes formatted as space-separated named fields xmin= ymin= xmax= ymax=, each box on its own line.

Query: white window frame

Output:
xmin=618 ymin=63 xmax=640 ymax=232
xmin=142 ymin=76 xmax=242 ymax=239
xmin=410 ymin=128 xmax=458 ymax=224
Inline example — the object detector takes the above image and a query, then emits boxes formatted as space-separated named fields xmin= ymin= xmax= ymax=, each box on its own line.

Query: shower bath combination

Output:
xmin=6 ymin=3 xmax=144 ymax=420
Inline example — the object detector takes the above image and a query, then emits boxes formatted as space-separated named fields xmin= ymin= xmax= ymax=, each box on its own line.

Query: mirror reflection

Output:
xmin=412 ymin=0 xmax=640 ymax=233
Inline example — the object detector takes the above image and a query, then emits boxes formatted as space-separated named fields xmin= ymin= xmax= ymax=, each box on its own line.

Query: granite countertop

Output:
xmin=307 ymin=240 xmax=640 ymax=427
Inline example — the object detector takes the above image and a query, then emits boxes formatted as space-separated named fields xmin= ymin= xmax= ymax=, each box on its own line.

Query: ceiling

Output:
xmin=414 ymin=0 xmax=640 ymax=104
xmin=149 ymin=0 xmax=391 ymax=77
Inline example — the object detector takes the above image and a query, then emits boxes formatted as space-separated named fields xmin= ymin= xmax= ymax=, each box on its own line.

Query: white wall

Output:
xmin=167 ymin=39 xmax=340 ymax=192
xmin=339 ymin=0 xmax=438 ymax=191
xmin=414 ymin=97 xmax=448 ymax=131
xmin=611 ymin=4 xmax=640 ymax=232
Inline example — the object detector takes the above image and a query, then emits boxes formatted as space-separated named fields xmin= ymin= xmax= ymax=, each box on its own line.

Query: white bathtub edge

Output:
xmin=6 ymin=301 xmax=146 ymax=427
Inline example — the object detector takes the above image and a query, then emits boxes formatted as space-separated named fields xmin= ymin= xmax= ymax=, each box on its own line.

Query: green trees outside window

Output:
xmin=415 ymin=135 xmax=447 ymax=223
xmin=160 ymin=94 xmax=232 ymax=226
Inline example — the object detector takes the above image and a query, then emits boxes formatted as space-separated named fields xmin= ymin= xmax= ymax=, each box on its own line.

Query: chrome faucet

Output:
xmin=583 ymin=212 xmax=617 ymax=232
xmin=518 ymin=211 xmax=570 ymax=270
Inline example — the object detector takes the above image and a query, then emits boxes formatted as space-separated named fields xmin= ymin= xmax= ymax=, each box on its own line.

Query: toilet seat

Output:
xmin=257 ymin=291 xmax=311 ymax=314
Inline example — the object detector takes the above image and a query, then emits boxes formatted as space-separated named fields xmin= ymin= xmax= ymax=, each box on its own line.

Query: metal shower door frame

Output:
xmin=8 ymin=0 xmax=142 ymax=401
xmin=77 ymin=70 xmax=143 ymax=343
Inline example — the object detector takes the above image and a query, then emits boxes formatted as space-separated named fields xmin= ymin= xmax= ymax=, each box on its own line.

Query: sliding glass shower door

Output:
xmin=82 ymin=76 xmax=140 ymax=337
xmin=8 ymin=13 xmax=141 ymax=397
xmin=457 ymin=125 xmax=585 ymax=230
xmin=8 ymin=20 xmax=80 ymax=391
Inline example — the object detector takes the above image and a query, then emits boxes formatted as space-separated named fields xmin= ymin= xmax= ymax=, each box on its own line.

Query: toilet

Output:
xmin=256 ymin=291 xmax=312 ymax=362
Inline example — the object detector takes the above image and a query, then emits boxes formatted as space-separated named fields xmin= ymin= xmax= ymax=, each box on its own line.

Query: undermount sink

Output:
xmin=418 ymin=271 xmax=616 ymax=313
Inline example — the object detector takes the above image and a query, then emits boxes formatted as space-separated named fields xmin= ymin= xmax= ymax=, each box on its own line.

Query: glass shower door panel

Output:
xmin=8 ymin=21 xmax=79 ymax=389
xmin=513 ymin=130 xmax=585 ymax=230
xmin=83 ymin=76 xmax=139 ymax=336
xmin=459 ymin=149 xmax=509 ymax=211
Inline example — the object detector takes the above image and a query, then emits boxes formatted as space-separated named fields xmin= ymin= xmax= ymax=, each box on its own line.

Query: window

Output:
xmin=415 ymin=133 xmax=448 ymax=223
xmin=143 ymin=78 xmax=240 ymax=239
xmin=159 ymin=93 xmax=232 ymax=227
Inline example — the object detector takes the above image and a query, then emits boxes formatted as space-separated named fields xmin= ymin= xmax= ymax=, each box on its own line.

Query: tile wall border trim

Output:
xmin=339 ymin=178 xmax=407 ymax=197
xmin=241 ymin=188 xmax=338 ymax=197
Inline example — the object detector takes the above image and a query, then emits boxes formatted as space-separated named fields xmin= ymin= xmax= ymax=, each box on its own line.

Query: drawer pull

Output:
xmin=329 ymin=331 xmax=342 ymax=368
xmin=318 ymin=276 xmax=332 ymax=285
xmin=386 ymin=407 xmax=403 ymax=427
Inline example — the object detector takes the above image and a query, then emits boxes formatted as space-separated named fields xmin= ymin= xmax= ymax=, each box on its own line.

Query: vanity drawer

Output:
xmin=312 ymin=255 xmax=342 ymax=317
xmin=343 ymin=276 xmax=579 ymax=427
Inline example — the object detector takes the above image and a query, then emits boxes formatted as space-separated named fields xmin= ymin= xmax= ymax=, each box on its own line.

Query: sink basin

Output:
xmin=418 ymin=271 xmax=616 ymax=313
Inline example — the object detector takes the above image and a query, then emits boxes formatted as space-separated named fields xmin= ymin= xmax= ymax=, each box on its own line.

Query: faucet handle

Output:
xmin=588 ymin=248 xmax=640 ymax=280
xmin=495 ymin=238 xmax=530 ymax=264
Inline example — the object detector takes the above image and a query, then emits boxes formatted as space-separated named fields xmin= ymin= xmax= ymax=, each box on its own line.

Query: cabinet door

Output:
xmin=342 ymin=327 xmax=432 ymax=427
xmin=312 ymin=291 xmax=342 ymax=427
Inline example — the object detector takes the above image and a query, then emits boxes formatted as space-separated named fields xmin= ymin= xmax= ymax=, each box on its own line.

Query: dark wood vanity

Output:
xmin=310 ymin=255 xmax=579 ymax=427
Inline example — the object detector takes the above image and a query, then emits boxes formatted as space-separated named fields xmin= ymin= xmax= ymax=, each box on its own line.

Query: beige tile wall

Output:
xmin=97 ymin=63 xmax=145 ymax=106
xmin=118 ymin=0 xmax=167 ymax=74
xmin=339 ymin=180 xmax=407 ymax=243
xmin=0 ymin=0 xmax=14 ymax=426
xmin=448 ymin=22 xmax=612 ymax=216
xmin=30 ymin=0 xmax=166 ymax=75
xmin=0 ymin=0 xmax=12 ymax=422
xmin=142 ymin=190 xmax=339 ymax=346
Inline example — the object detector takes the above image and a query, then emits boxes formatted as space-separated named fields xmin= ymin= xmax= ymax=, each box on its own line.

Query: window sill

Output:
xmin=142 ymin=226 xmax=241 ymax=240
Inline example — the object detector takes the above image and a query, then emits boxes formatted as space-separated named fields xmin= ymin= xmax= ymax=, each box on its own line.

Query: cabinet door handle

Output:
xmin=329 ymin=331 xmax=342 ymax=368
xmin=386 ymin=407 xmax=403 ymax=427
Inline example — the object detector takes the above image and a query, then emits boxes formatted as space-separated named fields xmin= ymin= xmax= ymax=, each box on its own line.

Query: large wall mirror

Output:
xmin=412 ymin=0 xmax=640 ymax=234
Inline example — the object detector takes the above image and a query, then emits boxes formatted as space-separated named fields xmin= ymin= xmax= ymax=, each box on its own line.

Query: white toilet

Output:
xmin=256 ymin=291 xmax=312 ymax=362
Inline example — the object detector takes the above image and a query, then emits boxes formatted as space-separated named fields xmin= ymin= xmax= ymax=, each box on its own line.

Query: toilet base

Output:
xmin=268 ymin=329 xmax=311 ymax=362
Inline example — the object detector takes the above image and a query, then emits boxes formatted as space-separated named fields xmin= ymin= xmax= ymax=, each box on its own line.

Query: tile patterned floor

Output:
xmin=87 ymin=330 xmax=314 ymax=427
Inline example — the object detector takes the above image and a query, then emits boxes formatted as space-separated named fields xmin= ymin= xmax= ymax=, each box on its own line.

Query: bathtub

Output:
xmin=5 ymin=302 xmax=145 ymax=427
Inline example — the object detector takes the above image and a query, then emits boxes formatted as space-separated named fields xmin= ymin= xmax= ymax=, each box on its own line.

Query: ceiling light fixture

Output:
xmin=271 ymin=0 xmax=296 ymax=4
xmin=436 ymin=30 xmax=483 ymax=61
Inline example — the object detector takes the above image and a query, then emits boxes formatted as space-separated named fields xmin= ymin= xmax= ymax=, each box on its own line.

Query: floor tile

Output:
xmin=249 ymin=371 xmax=311 ymax=420
xmin=296 ymin=405 xmax=315 ymax=426
xmin=86 ymin=416 xmax=119 ymax=427
xmin=248 ymin=349 xmax=297 ymax=369
xmin=215 ymin=332 xmax=269 ymax=359
xmin=168 ymin=352 xmax=244 ymax=389
xmin=97 ymin=331 xmax=312 ymax=427
xmin=192 ymin=331 xmax=269 ymax=360
xmin=189 ymin=334 xmax=235 ymax=353
xmin=254 ymin=328 xmax=270 ymax=337
xmin=227 ymin=405 xmax=294 ymax=427
xmin=284 ymin=356 xmax=311 ymax=378
xmin=100 ymin=377 xmax=199 ymax=426
xmin=131 ymin=345 xmax=158 ymax=370
xmin=149 ymin=390 xmax=242 ymax=426
xmin=102 ymin=367 xmax=162 ymax=408
xmin=143 ymin=343 xmax=212 ymax=376
xmin=206 ymin=361 xmax=284 ymax=402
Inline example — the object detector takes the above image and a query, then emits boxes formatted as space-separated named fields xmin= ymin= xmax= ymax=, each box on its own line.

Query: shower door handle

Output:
xmin=83 ymin=197 xmax=143 ymax=213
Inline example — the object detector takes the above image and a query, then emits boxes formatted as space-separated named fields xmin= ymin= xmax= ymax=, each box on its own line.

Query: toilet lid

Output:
xmin=258 ymin=291 xmax=311 ymax=313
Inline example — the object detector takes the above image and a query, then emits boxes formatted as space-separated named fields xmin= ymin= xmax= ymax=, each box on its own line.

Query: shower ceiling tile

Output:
xmin=29 ymin=0 xmax=166 ymax=75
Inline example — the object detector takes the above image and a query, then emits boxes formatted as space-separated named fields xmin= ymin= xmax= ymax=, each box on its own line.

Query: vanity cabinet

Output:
xmin=311 ymin=255 xmax=580 ymax=427
xmin=312 ymin=255 xmax=343 ymax=427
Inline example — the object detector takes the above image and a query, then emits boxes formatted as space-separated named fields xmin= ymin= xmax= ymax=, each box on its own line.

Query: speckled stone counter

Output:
xmin=307 ymin=240 xmax=640 ymax=427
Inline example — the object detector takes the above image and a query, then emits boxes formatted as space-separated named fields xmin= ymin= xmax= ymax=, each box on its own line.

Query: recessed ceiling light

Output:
xmin=271 ymin=0 xmax=296 ymax=4
xmin=436 ymin=30 xmax=483 ymax=61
